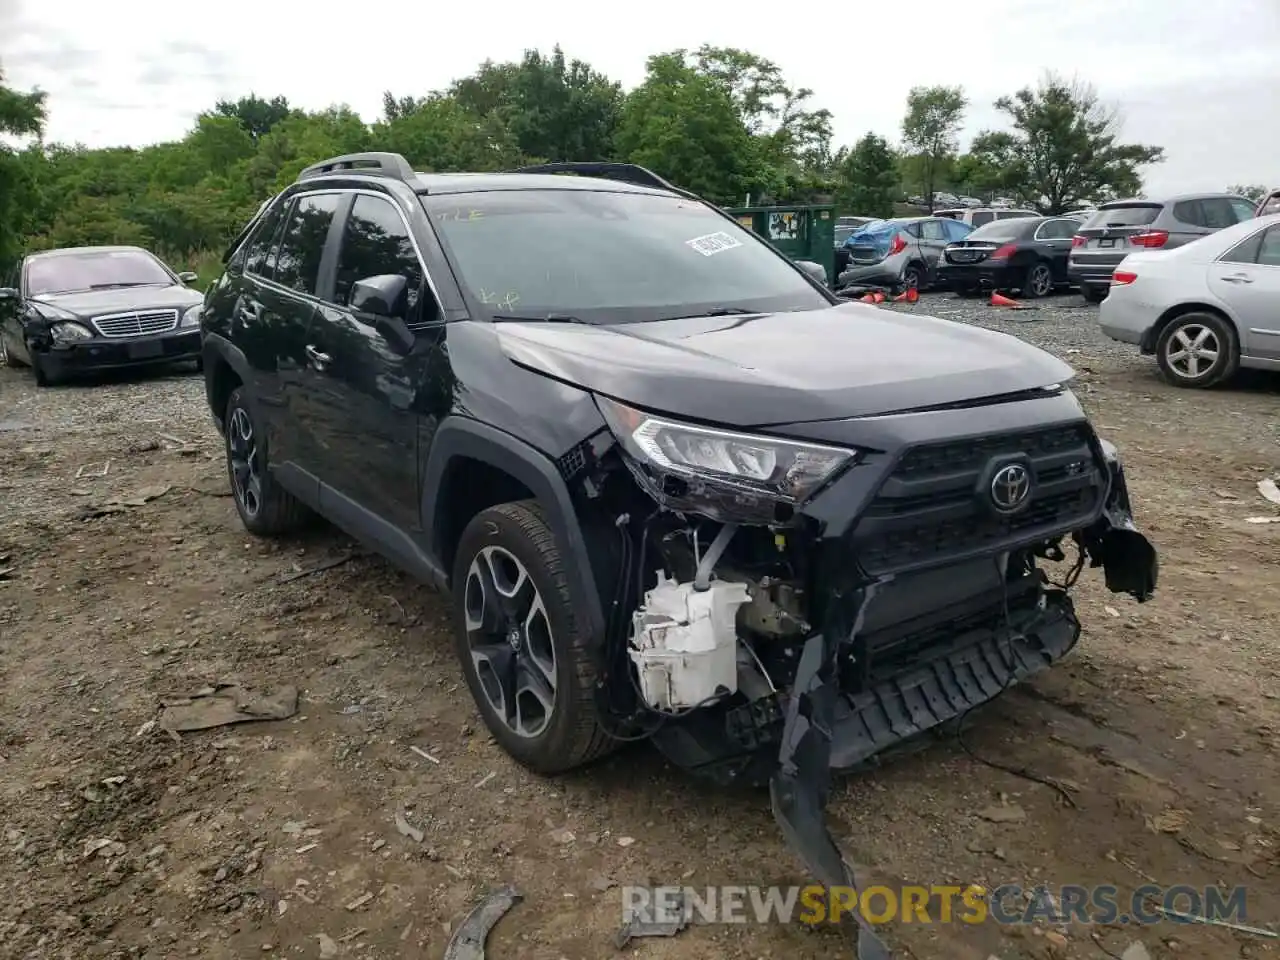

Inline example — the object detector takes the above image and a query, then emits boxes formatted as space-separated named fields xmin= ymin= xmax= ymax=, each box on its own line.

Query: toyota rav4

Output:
xmin=199 ymin=153 xmax=1158 ymax=952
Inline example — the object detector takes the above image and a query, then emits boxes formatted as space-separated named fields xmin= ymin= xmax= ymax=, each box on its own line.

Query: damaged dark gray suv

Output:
xmin=200 ymin=153 xmax=1158 ymax=944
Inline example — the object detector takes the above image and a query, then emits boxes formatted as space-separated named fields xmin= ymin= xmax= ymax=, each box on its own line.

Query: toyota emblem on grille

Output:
xmin=990 ymin=463 xmax=1031 ymax=511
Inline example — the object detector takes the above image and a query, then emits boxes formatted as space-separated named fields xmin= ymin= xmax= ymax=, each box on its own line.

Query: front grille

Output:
xmin=91 ymin=309 xmax=179 ymax=339
xmin=851 ymin=423 xmax=1105 ymax=575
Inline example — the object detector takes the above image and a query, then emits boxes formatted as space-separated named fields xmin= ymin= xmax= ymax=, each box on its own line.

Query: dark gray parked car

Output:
xmin=1067 ymin=193 xmax=1258 ymax=303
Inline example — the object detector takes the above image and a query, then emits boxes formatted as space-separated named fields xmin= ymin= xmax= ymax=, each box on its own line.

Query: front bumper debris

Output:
xmin=770 ymin=444 xmax=1156 ymax=959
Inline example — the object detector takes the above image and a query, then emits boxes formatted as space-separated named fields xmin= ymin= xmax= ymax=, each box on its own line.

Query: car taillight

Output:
xmin=1071 ymin=235 xmax=1086 ymax=247
xmin=889 ymin=233 xmax=907 ymax=255
xmin=1112 ymin=270 xmax=1137 ymax=285
xmin=1129 ymin=230 xmax=1169 ymax=248
xmin=991 ymin=244 xmax=1017 ymax=259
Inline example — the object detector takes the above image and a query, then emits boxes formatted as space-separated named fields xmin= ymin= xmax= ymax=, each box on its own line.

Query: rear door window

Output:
xmin=1036 ymin=218 xmax=1078 ymax=240
xmin=943 ymin=220 xmax=972 ymax=241
xmin=1258 ymin=227 xmax=1280 ymax=266
xmin=1172 ymin=201 xmax=1205 ymax=227
xmin=272 ymin=193 xmax=343 ymax=295
xmin=921 ymin=220 xmax=947 ymax=241
xmin=1088 ymin=204 xmax=1162 ymax=228
xmin=1221 ymin=229 xmax=1265 ymax=264
xmin=1199 ymin=198 xmax=1237 ymax=229
xmin=244 ymin=201 xmax=289 ymax=277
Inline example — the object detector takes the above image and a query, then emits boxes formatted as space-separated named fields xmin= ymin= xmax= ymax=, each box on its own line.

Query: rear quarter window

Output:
xmin=1087 ymin=204 xmax=1162 ymax=228
xmin=971 ymin=211 xmax=994 ymax=227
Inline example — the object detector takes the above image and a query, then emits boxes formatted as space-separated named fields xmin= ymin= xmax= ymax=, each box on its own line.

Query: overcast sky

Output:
xmin=2 ymin=0 xmax=1277 ymax=195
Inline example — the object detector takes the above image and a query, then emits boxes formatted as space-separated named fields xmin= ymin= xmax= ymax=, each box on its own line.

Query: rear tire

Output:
xmin=1155 ymin=312 xmax=1239 ymax=389
xmin=1022 ymin=262 xmax=1054 ymax=299
xmin=223 ymin=386 xmax=311 ymax=535
xmin=901 ymin=264 xmax=923 ymax=291
xmin=451 ymin=500 xmax=614 ymax=774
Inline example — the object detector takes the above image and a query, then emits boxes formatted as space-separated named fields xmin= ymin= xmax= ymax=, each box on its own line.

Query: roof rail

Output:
xmin=513 ymin=162 xmax=694 ymax=197
xmin=298 ymin=152 xmax=415 ymax=183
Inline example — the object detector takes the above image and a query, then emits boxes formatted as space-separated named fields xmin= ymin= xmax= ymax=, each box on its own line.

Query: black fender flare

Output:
xmin=422 ymin=417 xmax=606 ymax=644
xmin=201 ymin=333 xmax=254 ymax=431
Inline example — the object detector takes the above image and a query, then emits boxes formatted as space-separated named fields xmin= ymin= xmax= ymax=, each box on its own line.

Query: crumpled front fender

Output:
xmin=1078 ymin=439 xmax=1158 ymax=602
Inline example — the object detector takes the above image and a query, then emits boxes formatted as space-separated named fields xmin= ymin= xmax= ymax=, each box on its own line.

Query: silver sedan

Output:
xmin=1099 ymin=213 xmax=1280 ymax=388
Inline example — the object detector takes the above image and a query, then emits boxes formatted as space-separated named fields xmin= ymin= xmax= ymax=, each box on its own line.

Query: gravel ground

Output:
xmin=1 ymin=292 xmax=1278 ymax=960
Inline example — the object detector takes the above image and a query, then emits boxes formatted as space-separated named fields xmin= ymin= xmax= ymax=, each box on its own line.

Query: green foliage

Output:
xmin=900 ymin=85 xmax=967 ymax=208
xmin=615 ymin=52 xmax=759 ymax=204
xmin=972 ymin=74 xmax=1165 ymax=213
xmin=0 ymin=65 xmax=48 ymax=268
xmin=2 ymin=50 xmax=1174 ymax=275
xmin=835 ymin=134 xmax=899 ymax=218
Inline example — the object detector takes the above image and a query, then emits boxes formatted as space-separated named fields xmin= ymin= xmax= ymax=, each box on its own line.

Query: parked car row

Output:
xmin=835 ymin=189 xmax=1272 ymax=305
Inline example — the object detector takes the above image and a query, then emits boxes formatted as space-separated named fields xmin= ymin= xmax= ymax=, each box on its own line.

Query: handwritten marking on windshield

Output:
xmin=438 ymin=209 xmax=485 ymax=222
xmin=478 ymin=288 xmax=520 ymax=309
xmin=685 ymin=232 xmax=743 ymax=257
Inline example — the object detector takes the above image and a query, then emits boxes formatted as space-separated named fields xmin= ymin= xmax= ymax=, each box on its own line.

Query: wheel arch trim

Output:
xmin=422 ymin=417 xmax=606 ymax=644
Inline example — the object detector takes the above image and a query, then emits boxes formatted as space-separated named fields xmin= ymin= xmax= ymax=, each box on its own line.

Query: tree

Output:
xmin=974 ymin=74 xmax=1164 ymax=213
xmin=0 ymin=64 xmax=47 ymax=268
xmin=901 ymin=86 xmax=967 ymax=211
xmin=615 ymin=52 xmax=758 ymax=204
xmin=446 ymin=46 xmax=622 ymax=163
xmin=1228 ymin=184 xmax=1268 ymax=202
xmin=213 ymin=95 xmax=293 ymax=141
xmin=691 ymin=46 xmax=834 ymax=201
xmin=835 ymin=133 xmax=899 ymax=218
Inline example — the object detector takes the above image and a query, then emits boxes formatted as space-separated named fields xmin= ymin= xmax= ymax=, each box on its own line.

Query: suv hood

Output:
xmin=30 ymin=285 xmax=202 ymax=317
xmin=496 ymin=301 xmax=1074 ymax=427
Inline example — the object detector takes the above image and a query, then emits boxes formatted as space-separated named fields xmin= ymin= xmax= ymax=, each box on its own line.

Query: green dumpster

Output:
xmin=725 ymin=204 xmax=836 ymax=284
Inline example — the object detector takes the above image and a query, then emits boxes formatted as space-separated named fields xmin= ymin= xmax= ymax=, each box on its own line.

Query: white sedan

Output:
xmin=1099 ymin=213 xmax=1280 ymax=388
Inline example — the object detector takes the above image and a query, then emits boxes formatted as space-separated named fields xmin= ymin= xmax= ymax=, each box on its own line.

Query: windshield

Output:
xmin=25 ymin=250 xmax=173 ymax=297
xmin=424 ymin=190 xmax=831 ymax=323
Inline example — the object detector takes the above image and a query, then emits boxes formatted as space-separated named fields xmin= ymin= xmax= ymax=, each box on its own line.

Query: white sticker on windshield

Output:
xmin=686 ymin=231 xmax=743 ymax=257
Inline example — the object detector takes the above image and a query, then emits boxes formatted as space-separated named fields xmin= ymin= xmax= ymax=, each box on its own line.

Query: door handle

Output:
xmin=305 ymin=344 xmax=331 ymax=369
xmin=1222 ymin=274 xmax=1253 ymax=283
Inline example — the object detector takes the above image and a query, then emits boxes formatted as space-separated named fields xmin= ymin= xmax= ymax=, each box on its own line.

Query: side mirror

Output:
xmin=0 ymin=287 xmax=17 ymax=301
xmin=177 ymin=271 xmax=198 ymax=284
xmin=795 ymin=260 xmax=828 ymax=286
xmin=349 ymin=274 xmax=414 ymax=354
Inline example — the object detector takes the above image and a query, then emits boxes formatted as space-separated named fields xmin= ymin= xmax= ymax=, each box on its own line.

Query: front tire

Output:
xmin=223 ymin=386 xmax=310 ymax=535
xmin=451 ymin=500 xmax=612 ymax=774
xmin=30 ymin=350 xmax=55 ymax=387
xmin=1155 ymin=312 xmax=1239 ymax=389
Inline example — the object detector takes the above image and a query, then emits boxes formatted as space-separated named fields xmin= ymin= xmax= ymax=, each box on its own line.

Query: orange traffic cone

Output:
xmin=893 ymin=287 xmax=919 ymax=303
xmin=872 ymin=291 xmax=886 ymax=303
xmin=990 ymin=291 xmax=1020 ymax=307
xmin=859 ymin=293 xmax=877 ymax=303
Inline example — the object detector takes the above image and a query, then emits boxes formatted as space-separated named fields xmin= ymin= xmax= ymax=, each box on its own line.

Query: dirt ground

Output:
xmin=2 ymin=293 xmax=1279 ymax=960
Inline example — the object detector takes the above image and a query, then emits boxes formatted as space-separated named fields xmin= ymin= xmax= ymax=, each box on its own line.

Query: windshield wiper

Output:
xmin=658 ymin=307 xmax=757 ymax=321
xmin=491 ymin=313 xmax=593 ymax=325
